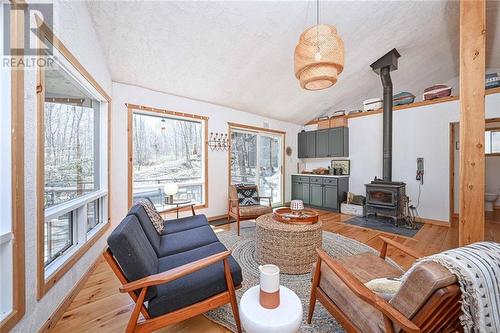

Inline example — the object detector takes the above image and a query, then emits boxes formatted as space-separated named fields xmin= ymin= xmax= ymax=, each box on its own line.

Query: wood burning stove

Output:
xmin=365 ymin=179 xmax=406 ymax=224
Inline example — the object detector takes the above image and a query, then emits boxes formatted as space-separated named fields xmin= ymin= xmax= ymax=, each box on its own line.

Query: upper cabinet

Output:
xmin=298 ymin=131 xmax=317 ymax=158
xmin=298 ymin=127 xmax=349 ymax=158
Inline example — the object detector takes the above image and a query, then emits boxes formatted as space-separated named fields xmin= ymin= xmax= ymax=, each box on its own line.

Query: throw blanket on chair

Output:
xmin=403 ymin=242 xmax=500 ymax=333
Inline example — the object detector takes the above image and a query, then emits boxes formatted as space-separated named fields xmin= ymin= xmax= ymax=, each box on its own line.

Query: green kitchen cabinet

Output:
xmin=309 ymin=183 xmax=323 ymax=207
xmin=298 ymin=127 xmax=348 ymax=159
xmin=315 ymin=129 xmax=330 ymax=157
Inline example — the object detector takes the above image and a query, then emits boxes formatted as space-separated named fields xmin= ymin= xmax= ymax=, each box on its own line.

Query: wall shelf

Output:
xmin=304 ymin=86 xmax=500 ymax=125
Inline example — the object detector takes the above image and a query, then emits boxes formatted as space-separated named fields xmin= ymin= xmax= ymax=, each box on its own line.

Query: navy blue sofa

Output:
xmin=104 ymin=204 xmax=243 ymax=332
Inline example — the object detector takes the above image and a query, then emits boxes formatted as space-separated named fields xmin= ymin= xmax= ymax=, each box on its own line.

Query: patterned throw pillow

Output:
xmin=236 ymin=185 xmax=259 ymax=206
xmin=135 ymin=198 xmax=164 ymax=234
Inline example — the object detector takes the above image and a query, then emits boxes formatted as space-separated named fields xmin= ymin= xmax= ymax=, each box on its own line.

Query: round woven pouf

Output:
xmin=255 ymin=213 xmax=322 ymax=274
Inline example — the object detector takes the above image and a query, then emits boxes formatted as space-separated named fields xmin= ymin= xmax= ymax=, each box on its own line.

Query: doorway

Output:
xmin=228 ymin=124 xmax=284 ymax=205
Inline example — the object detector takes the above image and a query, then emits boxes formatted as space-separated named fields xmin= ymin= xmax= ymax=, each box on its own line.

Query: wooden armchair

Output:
xmin=308 ymin=237 xmax=462 ymax=333
xmin=227 ymin=184 xmax=272 ymax=236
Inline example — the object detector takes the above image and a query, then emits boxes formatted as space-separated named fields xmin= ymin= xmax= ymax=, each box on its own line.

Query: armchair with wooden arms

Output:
xmin=308 ymin=236 xmax=462 ymax=333
xmin=228 ymin=184 xmax=272 ymax=236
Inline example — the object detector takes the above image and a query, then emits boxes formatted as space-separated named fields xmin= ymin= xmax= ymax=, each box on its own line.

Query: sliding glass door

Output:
xmin=230 ymin=128 xmax=283 ymax=205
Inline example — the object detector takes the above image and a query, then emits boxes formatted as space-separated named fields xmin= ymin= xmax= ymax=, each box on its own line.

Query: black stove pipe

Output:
xmin=370 ymin=48 xmax=400 ymax=183
xmin=380 ymin=66 xmax=393 ymax=182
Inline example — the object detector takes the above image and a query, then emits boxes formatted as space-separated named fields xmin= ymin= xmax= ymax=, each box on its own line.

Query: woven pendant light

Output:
xmin=294 ymin=1 xmax=344 ymax=90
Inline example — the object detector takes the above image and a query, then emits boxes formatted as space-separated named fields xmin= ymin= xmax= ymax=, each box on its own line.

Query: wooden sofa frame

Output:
xmin=103 ymin=248 xmax=242 ymax=333
xmin=308 ymin=237 xmax=462 ymax=333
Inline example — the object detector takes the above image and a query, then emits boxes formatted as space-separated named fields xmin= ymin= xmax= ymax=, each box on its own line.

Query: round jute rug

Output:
xmin=204 ymin=225 xmax=398 ymax=332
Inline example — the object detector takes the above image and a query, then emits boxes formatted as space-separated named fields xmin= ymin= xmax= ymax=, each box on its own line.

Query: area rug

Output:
xmin=346 ymin=216 xmax=422 ymax=237
xmin=205 ymin=225 xmax=400 ymax=332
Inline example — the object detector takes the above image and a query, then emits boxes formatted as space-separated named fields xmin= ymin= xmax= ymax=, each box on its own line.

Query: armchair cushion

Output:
xmin=238 ymin=204 xmax=273 ymax=217
xmin=338 ymin=253 xmax=404 ymax=283
xmin=314 ymin=262 xmax=385 ymax=333
xmin=148 ymin=241 xmax=243 ymax=317
xmin=163 ymin=214 xmax=208 ymax=234
xmin=390 ymin=261 xmax=456 ymax=319
xmin=159 ymin=225 xmax=219 ymax=256
xmin=107 ymin=215 xmax=159 ymax=301
xmin=236 ymin=184 xmax=259 ymax=206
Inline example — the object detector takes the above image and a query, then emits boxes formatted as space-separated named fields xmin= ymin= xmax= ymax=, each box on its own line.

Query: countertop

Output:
xmin=292 ymin=173 xmax=349 ymax=178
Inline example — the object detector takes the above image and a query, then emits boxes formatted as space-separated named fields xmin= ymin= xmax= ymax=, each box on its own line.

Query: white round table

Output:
xmin=239 ymin=285 xmax=302 ymax=333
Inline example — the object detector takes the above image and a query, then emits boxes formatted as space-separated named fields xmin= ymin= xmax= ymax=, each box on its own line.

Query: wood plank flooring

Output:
xmin=52 ymin=210 xmax=499 ymax=333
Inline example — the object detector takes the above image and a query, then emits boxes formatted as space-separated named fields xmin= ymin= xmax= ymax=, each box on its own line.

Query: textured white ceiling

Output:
xmin=86 ymin=1 xmax=500 ymax=124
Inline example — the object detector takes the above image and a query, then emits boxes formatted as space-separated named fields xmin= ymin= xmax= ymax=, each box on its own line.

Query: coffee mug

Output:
xmin=290 ymin=200 xmax=304 ymax=211
xmin=259 ymin=264 xmax=280 ymax=309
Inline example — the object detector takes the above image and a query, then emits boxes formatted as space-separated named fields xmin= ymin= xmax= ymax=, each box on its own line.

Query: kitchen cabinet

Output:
xmin=315 ymin=129 xmax=330 ymax=157
xmin=291 ymin=175 xmax=348 ymax=211
xmin=297 ymin=127 xmax=349 ymax=158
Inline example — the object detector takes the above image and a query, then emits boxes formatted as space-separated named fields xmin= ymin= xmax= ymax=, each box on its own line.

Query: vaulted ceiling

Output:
xmin=86 ymin=1 xmax=500 ymax=124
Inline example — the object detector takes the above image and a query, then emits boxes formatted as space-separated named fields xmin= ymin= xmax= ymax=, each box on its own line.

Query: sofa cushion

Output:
xmin=159 ymin=225 xmax=219 ymax=256
xmin=314 ymin=262 xmax=385 ymax=333
xmin=134 ymin=198 xmax=165 ymax=234
xmin=128 ymin=204 xmax=162 ymax=255
xmin=148 ymin=242 xmax=243 ymax=317
xmin=239 ymin=205 xmax=273 ymax=217
xmin=107 ymin=215 xmax=159 ymax=300
xmin=338 ymin=253 xmax=404 ymax=283
xmin=163 ymin=214 xmax=208 ymax=234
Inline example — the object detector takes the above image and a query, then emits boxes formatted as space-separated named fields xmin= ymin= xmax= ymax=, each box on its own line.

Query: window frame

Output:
xmin=485 ymin=127 xmax=500 ymax=156
xmin=0 ymin=1 xmax=26 ymax=330
xmin=35 ymin=17 xmax=112 ymax=299
xmin=127 ymin=104 xmax=209 ymax=212
xmin=227 ymin=122 xmax=286 ymax=207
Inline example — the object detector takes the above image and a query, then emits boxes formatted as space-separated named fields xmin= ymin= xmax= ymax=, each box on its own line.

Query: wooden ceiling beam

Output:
xmin=458 ymin=0 xmax=486 ymax=246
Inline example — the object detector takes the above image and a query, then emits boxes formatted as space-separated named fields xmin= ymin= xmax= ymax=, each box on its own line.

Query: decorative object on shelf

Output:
xmin=348 ymin=109 xmax=362 ymax=115
xmin=313 ymin=167 xmax=329 ymax=175
xmin=422 ymin=84 xmax=452 ymax=100
xmin=290 ymin=199 xmax=304 ymax=211
xmin=331 ymin=159 xmax=350 ymax=175
xmin=259 ymin=264 xmax=281 ymax=309
xmin=207 ymin=132 xmax=230 ymax=151
xmin=294 ymin=0 xmax=344 ymax=90
xmin=273 ymin=207 xmax=319 ymax=225
xmin=363 ymin=98 xmax=382 ymax=111
xmin=393 ymin=92 xmax=416 ymax=106
xmin=164 ymin=183 xmax=178 ymax=204
xmin=317 ymin=116 xmax=330 ymax=129
xmin=286 ymin=146 xmax=293 ymax=156
xmin=332 ymin=110 xmax=346 ymax=116
xmin=486 ymin=72 xmax=500 ymax=89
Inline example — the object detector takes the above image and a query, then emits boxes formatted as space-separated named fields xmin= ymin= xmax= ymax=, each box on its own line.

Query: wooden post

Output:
xmin=458 ymin=0 xmax=486 ymax=246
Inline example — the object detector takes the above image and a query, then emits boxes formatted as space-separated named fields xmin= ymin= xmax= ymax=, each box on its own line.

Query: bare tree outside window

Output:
xmin=132 ymin=113 xmax=204 ymax=209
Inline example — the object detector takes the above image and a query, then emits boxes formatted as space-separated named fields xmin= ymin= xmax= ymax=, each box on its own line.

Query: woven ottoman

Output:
xmin=255 ymin=213 xmax=322 ymax=274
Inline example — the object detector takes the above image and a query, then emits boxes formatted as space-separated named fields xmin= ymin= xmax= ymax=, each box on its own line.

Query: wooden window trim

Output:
xmin=0 ymin=1 xmax=26 ymax=331
xmin=35 ymin=17 xmax=112 ymax=299
xmin=227 ymin=122 xmax=286 ymax=207
xmin=485 ymin=127 xmax=500 ymax=156
xmin=127 ymin=104 xmax=209 ymax=210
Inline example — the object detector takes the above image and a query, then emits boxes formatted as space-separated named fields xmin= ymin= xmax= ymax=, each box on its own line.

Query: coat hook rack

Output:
xmin=207 ymin=132 xmax=230 ymax=151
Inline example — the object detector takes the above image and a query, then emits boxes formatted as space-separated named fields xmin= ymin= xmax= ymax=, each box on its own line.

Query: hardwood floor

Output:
xmin=51 ymin=211 xmax=464 ymax=333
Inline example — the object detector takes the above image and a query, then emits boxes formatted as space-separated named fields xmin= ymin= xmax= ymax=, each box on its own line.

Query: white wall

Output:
xmin=12 ymin=1 xmax=112 ymax=332
xmin=110 ymin=82 xmax=301 ymax=224
xmin=348 ymin=93 xmax=500 ymax=223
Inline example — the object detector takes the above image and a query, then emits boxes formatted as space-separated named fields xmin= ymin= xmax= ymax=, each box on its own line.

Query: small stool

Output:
xmin=239 ymin=285 xmax=302 ymax=333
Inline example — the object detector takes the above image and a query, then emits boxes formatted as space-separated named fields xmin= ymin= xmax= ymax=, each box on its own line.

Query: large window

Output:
xmin=37 ymin=28 xmax=110 ymax=298
xmin=130 ymin=109 xmax=207 ymax=210
xmin=230 ymin=124 xmax=284 ymax=205
xmin=485 ymin=128 xmax=500 ymax=155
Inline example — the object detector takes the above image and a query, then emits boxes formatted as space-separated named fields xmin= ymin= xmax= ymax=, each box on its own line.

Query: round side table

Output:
xmin=239 ymin=285 xmax=302 ymax=333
